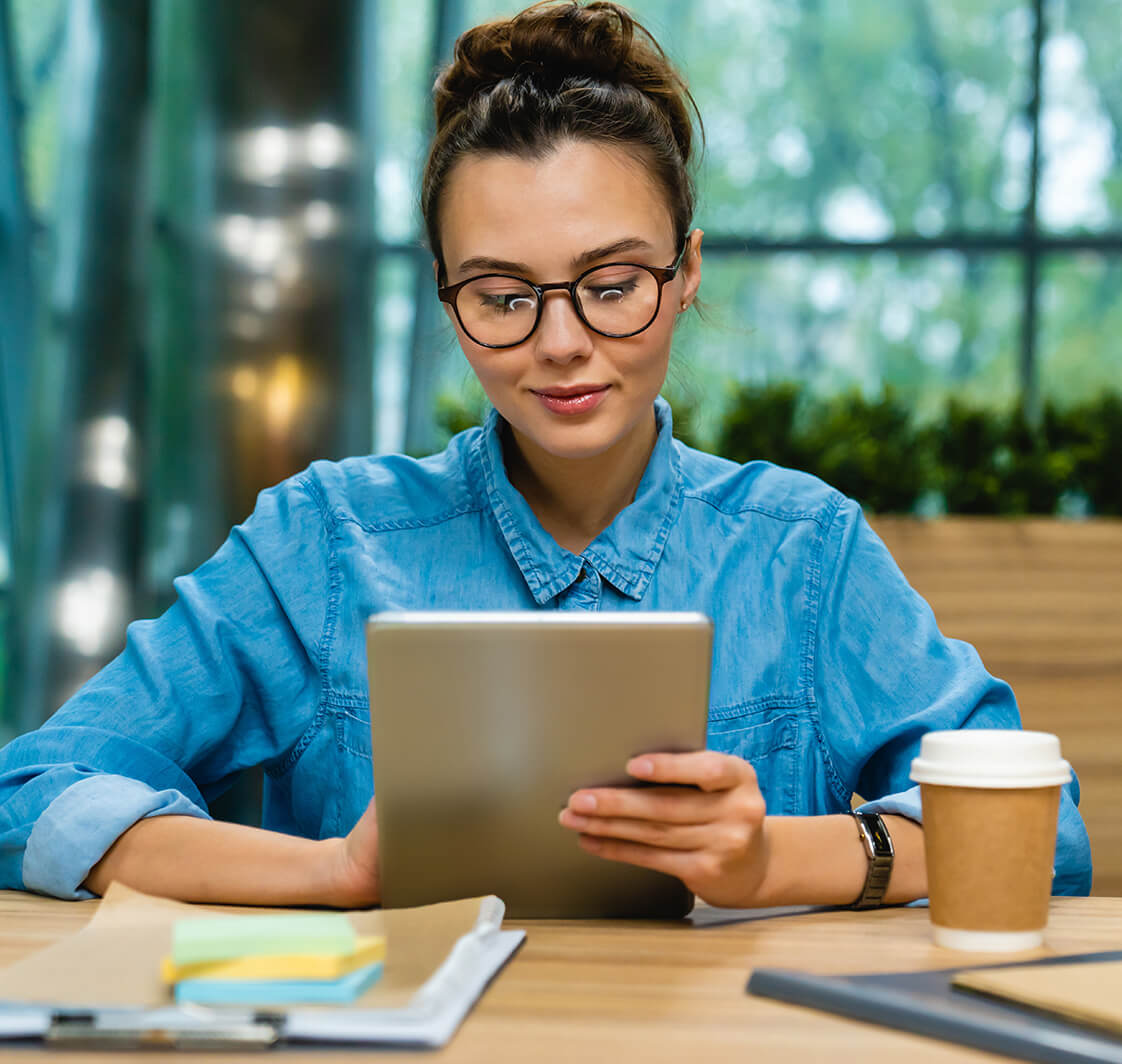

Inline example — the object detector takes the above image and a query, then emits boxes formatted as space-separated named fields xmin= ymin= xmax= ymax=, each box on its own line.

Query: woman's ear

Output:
xmin=679 ymin=228 xmax=703 ymax=312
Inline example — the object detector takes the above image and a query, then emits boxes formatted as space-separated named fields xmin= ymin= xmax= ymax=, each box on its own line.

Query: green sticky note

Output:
xmin=172 ymin=913 xmax=356 ymax=966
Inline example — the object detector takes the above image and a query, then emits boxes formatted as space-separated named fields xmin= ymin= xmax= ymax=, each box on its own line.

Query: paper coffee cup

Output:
xmin=910 ymin=730 xmax=1071 ymax=952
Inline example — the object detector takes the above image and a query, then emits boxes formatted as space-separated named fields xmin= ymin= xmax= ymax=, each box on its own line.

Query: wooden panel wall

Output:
xmin=871 ymin=517 xmax=1122 ymax=897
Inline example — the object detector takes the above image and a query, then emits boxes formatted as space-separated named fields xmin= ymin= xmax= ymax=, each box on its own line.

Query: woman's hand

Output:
xmin=326 ymin=796 xmax=383 ymax=909
xmin=558 ymin=751 xmax=771 ymax=909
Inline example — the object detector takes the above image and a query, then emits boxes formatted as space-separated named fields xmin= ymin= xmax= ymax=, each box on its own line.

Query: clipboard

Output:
xmin=0 ymin=883 xmax=525 ymax=1049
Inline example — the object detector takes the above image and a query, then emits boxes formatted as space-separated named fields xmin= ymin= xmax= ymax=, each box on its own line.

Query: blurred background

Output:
xmin=0 ymin=0 xmax=1119 ymax=740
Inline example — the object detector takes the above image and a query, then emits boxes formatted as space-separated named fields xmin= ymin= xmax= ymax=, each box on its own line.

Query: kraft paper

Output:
xmin=0 ymin=882 xmax=487 ymax=1010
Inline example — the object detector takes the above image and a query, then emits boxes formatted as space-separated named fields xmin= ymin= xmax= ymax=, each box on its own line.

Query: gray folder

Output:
xmin=748 ymin=949 xmax=1122 ymax=1064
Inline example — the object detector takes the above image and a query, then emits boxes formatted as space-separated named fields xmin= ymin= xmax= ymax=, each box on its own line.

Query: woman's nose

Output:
xmin=532 ymin=291 xmax=595 ymax=364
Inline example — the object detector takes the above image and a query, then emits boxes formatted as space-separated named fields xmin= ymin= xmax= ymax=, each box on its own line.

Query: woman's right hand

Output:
xmin=327 ymin=796 xmax=383 ymax=908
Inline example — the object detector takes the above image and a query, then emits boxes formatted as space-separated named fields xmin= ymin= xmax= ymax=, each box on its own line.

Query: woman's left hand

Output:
xmin=558 ymin=751 xmax=770 ymax=909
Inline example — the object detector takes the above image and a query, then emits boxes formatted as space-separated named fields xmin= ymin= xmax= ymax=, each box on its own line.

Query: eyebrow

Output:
xmin=454 ymin=237 xmax=657 ymax=278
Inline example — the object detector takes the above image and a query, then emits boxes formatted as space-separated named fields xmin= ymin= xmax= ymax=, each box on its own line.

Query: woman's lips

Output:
xmin=530 ymin=385 xmax=610 ymax=416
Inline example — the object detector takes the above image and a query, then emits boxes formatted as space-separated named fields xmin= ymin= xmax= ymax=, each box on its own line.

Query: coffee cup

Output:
xmin=910 ymin=729 xmax=1071 ymax=952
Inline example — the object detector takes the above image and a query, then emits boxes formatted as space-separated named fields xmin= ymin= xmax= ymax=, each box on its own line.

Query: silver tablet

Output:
xmin=366 ymin=611 xmax=712 ymax=919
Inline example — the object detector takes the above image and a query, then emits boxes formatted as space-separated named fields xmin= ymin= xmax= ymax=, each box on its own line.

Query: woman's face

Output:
xmin=438 ymin=139 xmax=702 ymax=463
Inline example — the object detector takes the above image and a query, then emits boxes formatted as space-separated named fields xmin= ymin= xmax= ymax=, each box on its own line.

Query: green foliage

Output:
xmin=800 ymin=390 xmax=928 ymax=515
xmin=717 ymin=382 xmax=811 ymax=472
xmin=1043 ymin=395 xmax=1122 ymax=517
xmin=719 ymin=384 xmax=927 ymax=513
xmin=434 ymin=389 xmax=489 ymax=441
xmin=720 ymin=382 xmax=1122 ymax=516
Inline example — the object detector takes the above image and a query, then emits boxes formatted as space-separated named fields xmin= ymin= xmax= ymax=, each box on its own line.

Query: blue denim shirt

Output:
xmin=0 ymin=399 xmax=1092 ymax=899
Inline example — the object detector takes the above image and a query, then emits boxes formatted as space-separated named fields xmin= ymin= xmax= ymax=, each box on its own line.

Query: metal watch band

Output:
xmin=849 ymin=811 xmax=894 ymax=910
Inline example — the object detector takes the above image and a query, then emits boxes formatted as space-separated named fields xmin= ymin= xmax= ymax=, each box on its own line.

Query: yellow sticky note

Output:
xmin=161 ymin=935 xmax=385 ymax=984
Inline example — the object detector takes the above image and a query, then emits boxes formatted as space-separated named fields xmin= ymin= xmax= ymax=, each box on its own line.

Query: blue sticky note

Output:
xmin=174 ymin=960 xmax=384 ymax=1005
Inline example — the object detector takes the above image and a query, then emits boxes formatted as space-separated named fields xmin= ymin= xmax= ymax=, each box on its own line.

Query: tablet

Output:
xmin=366 ymin=611 xmax=712 ymax=919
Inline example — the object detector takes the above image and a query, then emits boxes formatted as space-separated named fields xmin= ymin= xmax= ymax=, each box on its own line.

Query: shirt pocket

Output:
xmin=707 ymin=707 xmax=799 ymax=815
xmin=334 ymin=707 xmax=372 ymax=760
xmin=330 ymin=707 xmax=373 ymax=835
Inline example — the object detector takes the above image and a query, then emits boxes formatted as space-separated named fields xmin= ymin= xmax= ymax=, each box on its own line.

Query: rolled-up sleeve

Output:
xmin=23 ymin=775 xmax=208 ymax=899
xmin=0 ymin=474 xmax=330 ymax=898
xmin=814 ymin=499 xmax=1092 ymax=896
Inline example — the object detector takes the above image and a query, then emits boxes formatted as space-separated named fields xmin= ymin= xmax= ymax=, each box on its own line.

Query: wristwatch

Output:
xmin=849 ymin=811 xmax=894 ymax=909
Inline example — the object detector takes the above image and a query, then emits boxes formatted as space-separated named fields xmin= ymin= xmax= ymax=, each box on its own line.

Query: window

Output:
xmin=371 ymin=0 xmax=1121 ymax=451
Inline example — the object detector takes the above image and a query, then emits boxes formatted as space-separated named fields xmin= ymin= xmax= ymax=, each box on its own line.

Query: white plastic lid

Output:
xmin=910 ymin=729 xmax=1072 ymax=789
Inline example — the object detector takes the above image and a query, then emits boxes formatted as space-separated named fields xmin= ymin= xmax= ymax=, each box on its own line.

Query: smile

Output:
xmin=529 ymin=385 xmax=610 ymax=415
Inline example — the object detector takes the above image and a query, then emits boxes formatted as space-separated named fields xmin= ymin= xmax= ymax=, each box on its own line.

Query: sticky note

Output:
xmin=161 ymin=935 xmax=385 ymax=984
xmin=171 ymin=913 xmax=356 ymax=966
xmin=174 ymin=960 xmax=384 ymax=1005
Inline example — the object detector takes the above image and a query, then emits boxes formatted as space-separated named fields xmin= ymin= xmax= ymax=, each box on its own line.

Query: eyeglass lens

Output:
xmin=455 ymin=264 xmax=662 ymax=346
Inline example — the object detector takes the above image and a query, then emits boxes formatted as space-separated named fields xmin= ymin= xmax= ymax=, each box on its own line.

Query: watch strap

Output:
xmin=849 ymin=811 xmax=894 ymax=910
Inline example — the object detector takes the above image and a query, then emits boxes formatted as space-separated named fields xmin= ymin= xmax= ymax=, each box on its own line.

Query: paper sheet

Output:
xmin=954 ymin=959 xmax=1122 ymax=1037
xmin=0 ymin=882 xmax=489 ymax=1010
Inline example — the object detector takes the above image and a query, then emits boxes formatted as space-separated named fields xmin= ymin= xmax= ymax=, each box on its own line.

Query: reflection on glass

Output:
xmin=1039 ymin=254 xmax=1122 ymax=402
xmin=1039 ymin=2 xmax=1121 ymax=233
xmin=676 ymin=252 xmax=1021 ymax=443
xmin=146 ymin=0 xmax=372 ymax=618
xmin=666 ymin=0 xmax=1036 ymax=238
xmin=373 ymin=255 xmax=425 ymax=454
xmin=52 ymin=567 xmax=128 ymax=658
xmin=75 ymin=415 xmax=138 ymax=496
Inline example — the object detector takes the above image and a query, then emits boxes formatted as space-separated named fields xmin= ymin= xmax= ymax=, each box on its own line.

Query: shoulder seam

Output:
xmin=336 ymin=500 xmax=484 ymax=534
xmin=680 ymin=490 xmax=838 ymax=528
xmin=803 ymin=494 xmax=854 ymax=807
xmin=296 ymin=463 xmax=484 ymax=534
xmin=271 ymin=472 xmax=339 ymax=776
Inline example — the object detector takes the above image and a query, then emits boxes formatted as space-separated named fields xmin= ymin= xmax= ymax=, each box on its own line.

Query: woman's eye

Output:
xmin=479 ymin=292 xmax=536 ymax=314
xmin=587 ymin=281 xmax=637 ymax=303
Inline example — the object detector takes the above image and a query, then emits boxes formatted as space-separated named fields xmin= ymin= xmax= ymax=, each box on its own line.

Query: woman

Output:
xmin=0 ymin=1 xmax=1091 ymax=908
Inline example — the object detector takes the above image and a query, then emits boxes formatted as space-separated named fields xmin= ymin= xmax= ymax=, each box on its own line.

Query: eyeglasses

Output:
xmin=437 ymin=241 xmax=689 ymax=349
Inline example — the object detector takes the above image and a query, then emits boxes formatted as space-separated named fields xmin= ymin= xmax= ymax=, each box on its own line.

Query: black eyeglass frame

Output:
xmin=437 ymin=238 xmax=691 ymax=349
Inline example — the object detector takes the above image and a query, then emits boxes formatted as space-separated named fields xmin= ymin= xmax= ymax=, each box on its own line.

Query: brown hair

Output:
xmin=422 ymin=1 xmax=701 ymax=275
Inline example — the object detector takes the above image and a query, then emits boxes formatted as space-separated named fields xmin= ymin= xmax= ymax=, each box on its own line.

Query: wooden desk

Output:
xmin=2 ymin=891 xmax=1121 ymax=1062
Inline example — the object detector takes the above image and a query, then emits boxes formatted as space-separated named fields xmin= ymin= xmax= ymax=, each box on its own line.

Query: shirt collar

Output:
xmin=469 ymin=397 xmax=683 ymax=605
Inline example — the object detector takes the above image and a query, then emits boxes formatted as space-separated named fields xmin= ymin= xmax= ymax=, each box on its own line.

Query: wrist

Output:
xmin=322 ymin=835 xmax=381 ymax=910
xmin=743 ymin=815 xmax=871 ymax=908
xmin=738 ymin=815 xmax=778 ymax=907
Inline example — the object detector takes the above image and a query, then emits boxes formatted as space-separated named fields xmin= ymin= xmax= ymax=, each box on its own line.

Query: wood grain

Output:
xmin=0 ymin=892 xmax=1120 ymax=1063
xmin=872 ymin=517 xmax=1122 ymax=897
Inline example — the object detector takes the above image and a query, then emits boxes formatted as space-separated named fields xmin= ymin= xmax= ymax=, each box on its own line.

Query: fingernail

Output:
xmin=560 ymin=811 xmax=588 ymax=829
xmin=630 ymin=758 xmax=654 ymax=778
xmin=571 ymin=793 xmax=597 ymax=813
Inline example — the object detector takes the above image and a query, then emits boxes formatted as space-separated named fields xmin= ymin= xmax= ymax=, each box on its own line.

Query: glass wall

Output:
xmin=370 ymin=0 xmax=1121 ymax=457
xmin=2 ymin=0 xmax=1120 ymax=730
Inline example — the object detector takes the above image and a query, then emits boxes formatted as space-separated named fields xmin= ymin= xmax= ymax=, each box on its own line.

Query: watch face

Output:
xmin=868 ymin=816 xmax=892 ymax=854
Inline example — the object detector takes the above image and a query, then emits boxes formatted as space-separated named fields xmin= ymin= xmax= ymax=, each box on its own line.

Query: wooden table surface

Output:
xmin=2 ymin=891 xmax=1121 ymax=1062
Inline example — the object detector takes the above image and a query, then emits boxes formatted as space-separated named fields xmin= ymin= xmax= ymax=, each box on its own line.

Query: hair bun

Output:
xmin=423 ymin=1 xmax=699 ymax=271
xmin=435 ymin=2 xmax=658 ymax=128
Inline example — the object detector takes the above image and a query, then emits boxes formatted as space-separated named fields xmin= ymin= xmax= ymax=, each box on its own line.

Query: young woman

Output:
xmin=0 ymin=1 xmax=1091 ymax=908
